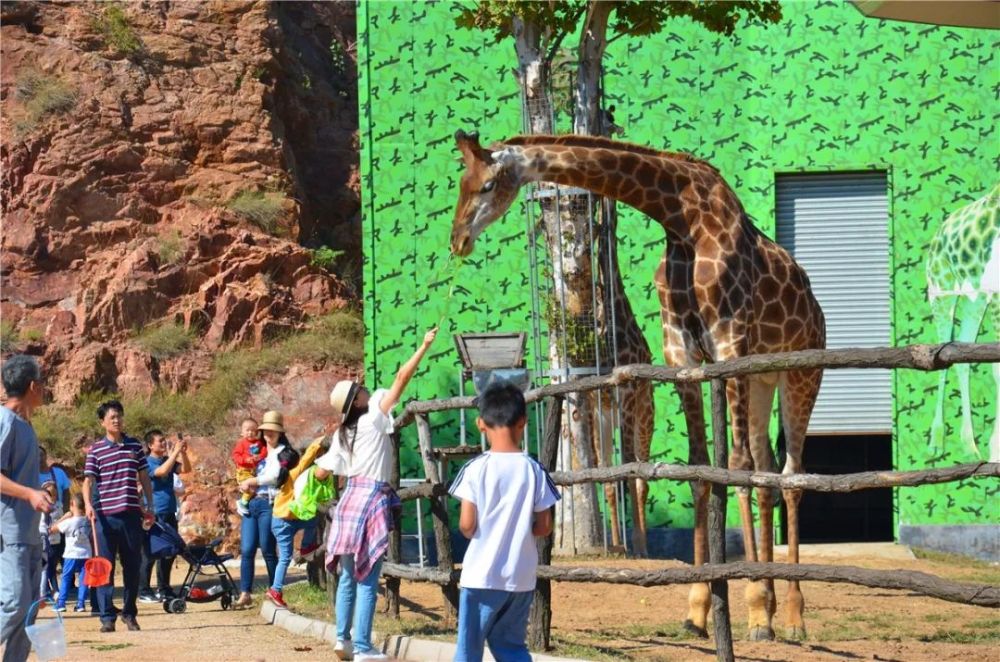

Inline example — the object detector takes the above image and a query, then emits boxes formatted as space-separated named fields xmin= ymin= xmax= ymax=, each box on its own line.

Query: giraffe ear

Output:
xmin=455 ymin=129 xmax=492 ymax=165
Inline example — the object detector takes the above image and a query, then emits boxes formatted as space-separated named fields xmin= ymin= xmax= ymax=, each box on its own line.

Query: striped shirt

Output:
xmin=84 ymin=436 xmax=147 ymax=516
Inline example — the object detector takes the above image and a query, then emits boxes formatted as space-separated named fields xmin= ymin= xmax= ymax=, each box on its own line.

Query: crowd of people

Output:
xmin=1 ymin=326 xmax=561 ymax=662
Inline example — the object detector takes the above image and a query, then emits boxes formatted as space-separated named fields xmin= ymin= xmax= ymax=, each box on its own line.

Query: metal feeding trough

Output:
xmin=453 ymin=332 xmax=529 ymax=395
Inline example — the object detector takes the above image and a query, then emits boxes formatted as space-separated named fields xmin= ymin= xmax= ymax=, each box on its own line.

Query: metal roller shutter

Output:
xmin=775 ymin=173 xmax=892 ymax=434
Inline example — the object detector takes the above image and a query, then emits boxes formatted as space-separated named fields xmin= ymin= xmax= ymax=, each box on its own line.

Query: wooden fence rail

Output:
xmin=395 ymin=342 xmax=1000 ymax=427
xmin=381 ymin=561 xmax=1000 ymax=608
xmin=395 ymin=461 xmax=999 ymax=501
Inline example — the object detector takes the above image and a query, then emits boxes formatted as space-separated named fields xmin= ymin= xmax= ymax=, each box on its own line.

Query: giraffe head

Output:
xmin=451 ymin=130 xmax=523 ymax=256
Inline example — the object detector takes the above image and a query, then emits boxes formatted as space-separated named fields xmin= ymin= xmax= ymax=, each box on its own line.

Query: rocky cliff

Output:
xmin=2 ymin=1 xmax=363 ymax=549
xmin=1 ymin=0 xmax=360 ymax=403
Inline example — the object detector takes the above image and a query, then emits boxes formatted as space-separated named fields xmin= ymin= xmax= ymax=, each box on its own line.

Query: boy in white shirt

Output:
xmin=448 ymin=382 xmax=560 ymax=662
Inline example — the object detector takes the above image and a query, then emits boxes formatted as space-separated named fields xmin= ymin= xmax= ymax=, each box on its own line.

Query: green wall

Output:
xmin=359 ymin=0 xmax=998 ymax=536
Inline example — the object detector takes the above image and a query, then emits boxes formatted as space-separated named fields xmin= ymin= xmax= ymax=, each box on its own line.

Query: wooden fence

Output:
xmin=377 ymin=342 xmax=1000 ymax=662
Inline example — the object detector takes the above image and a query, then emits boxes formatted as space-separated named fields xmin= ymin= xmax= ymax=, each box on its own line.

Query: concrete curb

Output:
xmin=260 ymin=601 xmax=588 ymax=662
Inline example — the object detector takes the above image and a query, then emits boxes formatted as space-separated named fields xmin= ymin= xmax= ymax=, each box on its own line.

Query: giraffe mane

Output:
xmin=499 ymin=134 xmax=719 ymax=172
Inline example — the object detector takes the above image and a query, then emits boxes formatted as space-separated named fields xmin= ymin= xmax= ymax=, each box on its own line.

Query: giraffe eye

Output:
xmin=480 ymin=180 xmax=496 ymax=194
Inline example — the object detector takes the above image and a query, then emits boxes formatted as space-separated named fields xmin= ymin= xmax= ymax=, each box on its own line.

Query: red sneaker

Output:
xmin=265 ymin=588 xmax=287 ymax=609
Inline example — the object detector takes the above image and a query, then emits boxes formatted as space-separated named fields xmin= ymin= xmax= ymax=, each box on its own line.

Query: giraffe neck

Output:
xmin=502 ymin=135 xmax=735 ymax=243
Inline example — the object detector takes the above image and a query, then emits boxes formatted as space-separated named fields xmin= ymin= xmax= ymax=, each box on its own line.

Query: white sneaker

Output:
xmin=334 ymin=639 xmax=353 ymax=660
xmin=353 ymin=652 xmax=388 ymax=662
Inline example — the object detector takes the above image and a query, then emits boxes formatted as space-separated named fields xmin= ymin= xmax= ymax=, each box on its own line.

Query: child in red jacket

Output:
xmin=231 ymin=418 xmax=267 ymax=517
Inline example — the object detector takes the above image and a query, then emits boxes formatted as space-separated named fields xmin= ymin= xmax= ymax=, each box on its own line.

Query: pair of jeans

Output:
xmin=94 ymin=511 xmax=144 ymax=624
xmin=335 ymin=554 xmax=383 ymax=654
xmin=43 ymin=540 xmax=63 ymax=599
xmin=239 ymin=497 xmax=277 ymax=593
xmin=0 ymin=540 xmax=41 ymax=662
xmin=140 ymin=513 xmax=177 ymax=593
xmin=56 ymin=558 xmax=88 ymax=609
xmin=270 ymin=517 xmax=316 ymax=593
xmin=455 ymin=588 xmax=534 ymax=662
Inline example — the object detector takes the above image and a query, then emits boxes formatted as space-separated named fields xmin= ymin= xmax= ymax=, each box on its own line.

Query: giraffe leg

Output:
xmin=748 ymin=378 xmax=780 ymax=641
xmin=675 ymin=380 xmax=711 ymax=638
xmin=953 ymin=295 xmax=990 ymax=458
xmin=622 ymin=381 xmax=653 ymax=558
xmin=928 ymin=296 xmax=957 ymax=455
xmin=779 ymin=368 xmax=822 ymax=640
xmin=595 ymin=392 xmax=622 ymax=548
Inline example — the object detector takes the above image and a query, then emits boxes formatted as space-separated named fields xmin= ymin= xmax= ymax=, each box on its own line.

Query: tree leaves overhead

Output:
xmin=455 ymin=1 xmax=783 ymax=54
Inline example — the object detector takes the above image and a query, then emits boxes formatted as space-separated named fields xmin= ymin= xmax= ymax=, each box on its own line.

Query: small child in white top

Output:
xmin=448 ymin=381 xmax=560 ymax=662
xmin=52 ymin=493 xmax=93 ymax=612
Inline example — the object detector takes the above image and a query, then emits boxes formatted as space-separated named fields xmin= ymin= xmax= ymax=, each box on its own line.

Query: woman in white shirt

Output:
xmin=325 ymin=328 xmax=437 ymax=662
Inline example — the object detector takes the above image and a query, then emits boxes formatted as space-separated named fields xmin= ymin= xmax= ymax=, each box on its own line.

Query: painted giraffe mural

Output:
xmin=926 ymin=183 xmax=999 ymax=462
xmin=450 ymin=131 xmax=826 ymax=641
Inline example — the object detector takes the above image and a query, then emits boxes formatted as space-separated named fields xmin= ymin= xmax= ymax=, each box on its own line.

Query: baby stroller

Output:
xmin=147 ymin=518 xmax=240 ymax=613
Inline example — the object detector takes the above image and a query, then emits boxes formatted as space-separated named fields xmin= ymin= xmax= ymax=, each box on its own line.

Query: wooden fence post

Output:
xmin=528 ymin=396 xmax=562 ymax=651
xmin=415 ymin=414 xmax=459 ymax=623
xmin=709 ymin=379 xmax=734 ymax=662
xmin=385 ymin=431 xmax=402 ymax=618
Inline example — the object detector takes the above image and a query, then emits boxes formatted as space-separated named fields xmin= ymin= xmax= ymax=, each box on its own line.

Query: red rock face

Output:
xmin=1 ymin=1 xmax=359 ymax=403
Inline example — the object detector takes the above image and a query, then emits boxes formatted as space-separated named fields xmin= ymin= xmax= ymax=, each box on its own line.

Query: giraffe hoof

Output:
xmin=748 ymin=626 xmax=775 ymax=641
xmin=786 ymin=625 xmax=807 ymax=640
xmin=682 ymin=619 xmax=709 ymax=639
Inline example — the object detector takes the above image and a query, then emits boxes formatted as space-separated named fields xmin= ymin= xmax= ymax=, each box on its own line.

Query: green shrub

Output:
xmin=227 ymin=190 xmax=287 ymax=234
xmin=33 ymin=311 xmax=363 ymax=459
xmin=20 ymin=328 xmax=43 ymax=343
xmin=12 ymin=70 xmax=76 ymax=135
xmin=156 ymin=230 xmax=184 ymax=264
xmin=1 ymin=321 xmax=19 ymax=352
xmin=309 ymin=246 xmax=343 ymax=271
xmin=133 ymin=323 xmax=195 ymax=359
xmin=94 ymin=5 xmax=143 ymax=56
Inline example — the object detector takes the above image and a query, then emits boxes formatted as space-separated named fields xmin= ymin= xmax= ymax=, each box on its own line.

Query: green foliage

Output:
xmin=1 ymin=321 xmax=19 ymax=352
xmin=329 ymin=40 xmax=347 ymax=73
xmin=227 ymin=190 xmax=287 ymax=234
xmin=19 ymin=328 xmax=43 ymax=343
xmin=455 ymin=1 xmax=783 ymax=48
xmin=302 ymin=73 xmax=312 ymax=91
xmin=133 ymin=323 xmax=195 ymax=359
xmin=33 ymin=312 xmax=363 ymax=461
xmin=156 ymin=230 xmax=184 ymax=264
xmin=309 ymin=246 xmax=343 ymax=271
xmin=94 ymin=5 xmax=144 ymax=56
xmin=12 ymin=70 xmax=77 ymax=135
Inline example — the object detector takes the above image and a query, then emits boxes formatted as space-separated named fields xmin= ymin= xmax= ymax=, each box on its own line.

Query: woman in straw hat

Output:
xmin=325 ymin=327 xmax=437 ymax=662
xmin=234 ymin=411 xmax=298 ymax=608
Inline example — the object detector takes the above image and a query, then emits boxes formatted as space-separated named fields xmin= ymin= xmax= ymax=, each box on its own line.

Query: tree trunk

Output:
xmin=513 ymin=16 xmax=604 ymax=555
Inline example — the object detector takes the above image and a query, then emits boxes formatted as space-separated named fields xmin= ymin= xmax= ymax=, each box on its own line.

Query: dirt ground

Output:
xmin=388 ymin=545 xmax=999 ymax=662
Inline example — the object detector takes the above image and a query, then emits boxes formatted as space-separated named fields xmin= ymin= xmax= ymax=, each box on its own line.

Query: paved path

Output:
xmin=32 ymin=568 xmax=317 ymax=662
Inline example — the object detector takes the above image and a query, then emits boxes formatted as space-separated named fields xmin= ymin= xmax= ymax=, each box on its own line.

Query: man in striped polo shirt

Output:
xmin=82 ymin=400 xmax=153 ymax=633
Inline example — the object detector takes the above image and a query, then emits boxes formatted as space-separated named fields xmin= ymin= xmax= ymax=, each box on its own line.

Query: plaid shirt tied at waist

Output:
xmin=326 ymin=475 xmax=400 ymax=582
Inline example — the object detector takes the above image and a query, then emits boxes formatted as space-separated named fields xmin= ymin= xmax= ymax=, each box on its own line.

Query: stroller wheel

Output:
xmin=162 ymin=600 xmax=171 ymax=613
xmin=168 ymin=598 xmax=187 ymax=614
xmin=221 ymin=594 xmax=232 ymax=611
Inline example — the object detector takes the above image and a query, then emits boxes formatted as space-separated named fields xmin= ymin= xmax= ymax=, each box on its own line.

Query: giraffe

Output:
xmin=926 ymin=183 xmax=999 ymax=462
xmin=591 ymin=198 xmax=654 ymax=557
xmin=450 ymin=131 xmax=826 ymax=641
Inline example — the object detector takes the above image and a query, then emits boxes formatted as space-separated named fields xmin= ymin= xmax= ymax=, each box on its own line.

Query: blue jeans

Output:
xmin=56 ymin=558 xmax=88 ymax=609
xmin=0 ymin=541 xmax=41 ymax=662
xmin=270 ymin=517 xmax=316 ymax=593
xmin=455 ymin=588 xmax=534 ymax=662
xmin=95 ymin=512 xmax=143 ymax=624
xmin=336 ymin=554 xmax=383 ymax=654
xmin=239 ymin=497 xmax=277 ymax=593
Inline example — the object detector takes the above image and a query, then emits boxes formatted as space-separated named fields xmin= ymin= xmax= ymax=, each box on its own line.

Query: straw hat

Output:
xmin=329 ymin=380 xmax=359 ymax=415
xmin=257 ymin=410 xmax=285 ymax=433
